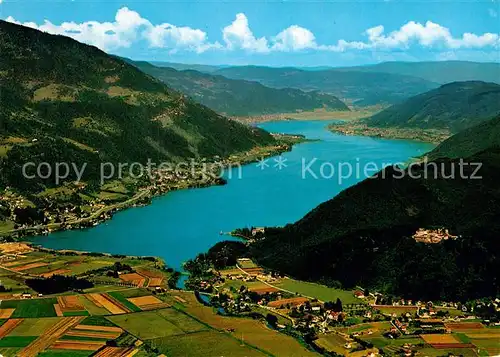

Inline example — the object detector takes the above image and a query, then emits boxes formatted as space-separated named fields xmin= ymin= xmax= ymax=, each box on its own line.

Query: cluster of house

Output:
xmin=412 ymin=228 xmax=458 ymax=243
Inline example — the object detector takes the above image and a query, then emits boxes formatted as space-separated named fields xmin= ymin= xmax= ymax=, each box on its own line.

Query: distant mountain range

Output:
xmin=128 ymin=61 xmax=349 ymax=116
xmin=214 ymin=66 xmax=439 ymax=106
xmin=0 ymin=20 xmax=273 ymax=193
xmin=149 ymin=61 xmax=225 ymax=74
xmin=150 ymin=61 xmax=500 ymax=86
xmin=334 ymin=61 xmax=500 ymax=85
xmin=366 ymin=81 xmax=500 ymax=133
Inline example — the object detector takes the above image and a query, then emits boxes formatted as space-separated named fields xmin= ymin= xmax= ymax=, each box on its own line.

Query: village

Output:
xmin=0 ymin=138 xmax=297 ymax=241
xmin=187 ymin=257 xmax=500 ymax=357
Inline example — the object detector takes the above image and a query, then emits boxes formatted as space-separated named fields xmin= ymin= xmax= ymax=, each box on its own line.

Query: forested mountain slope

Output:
xmin=129 ymin=61 xmax=349 ymax=116
xmin=0 ymin=20 xmax=274 ymax=193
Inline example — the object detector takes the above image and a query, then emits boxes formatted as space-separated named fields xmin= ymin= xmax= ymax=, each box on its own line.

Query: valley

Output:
xmin=1 ymin=8 xmax=500 ymax=357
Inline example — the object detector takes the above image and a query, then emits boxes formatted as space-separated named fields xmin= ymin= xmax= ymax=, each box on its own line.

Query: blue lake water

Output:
xmin=30 ymin=120 xmax=434 ymax=270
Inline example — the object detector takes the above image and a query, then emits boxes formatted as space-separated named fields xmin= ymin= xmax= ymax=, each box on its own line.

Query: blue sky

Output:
xmin=2 ymin=0 xmax=500 ymax=66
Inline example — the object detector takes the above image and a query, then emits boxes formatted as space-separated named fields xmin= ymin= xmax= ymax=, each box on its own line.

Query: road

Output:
xmin=0 ymin=188 xmax=150 ymax=237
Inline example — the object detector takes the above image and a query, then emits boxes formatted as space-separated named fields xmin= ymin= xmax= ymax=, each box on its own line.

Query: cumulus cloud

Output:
xmin=145 ymin=23 xmax=222 ymax=53
xmin=5 ymin=9 xmax=500 ymax=54
xmin=222 ymin=13 xmax=268 ymax=52
xmin=359 ymin=21 xmax=499 ymax=50
xmin=6 ymin=8 xmax=150 ymax=50
xmin=6 ymin=7 xmax=217 ymax=52
xmin=272 ymin=25 xmax=317 ymax=51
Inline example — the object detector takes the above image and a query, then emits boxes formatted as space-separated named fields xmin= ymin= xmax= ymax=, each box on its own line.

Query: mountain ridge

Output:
xmin=214 ymin=66 xmax=440 ymax=106
xmin=0 ymin=19 xmax=274 ymax=193
xmin=365 ymin=80 xmax=500 ymax=133
xmin=127 ymin=60 xmax=349 ymax=116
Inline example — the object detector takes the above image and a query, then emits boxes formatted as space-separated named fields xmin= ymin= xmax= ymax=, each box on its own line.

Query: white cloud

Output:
xmin=6 ymin=8 xmax=149 ymax=50
xmin=272 ymin=25 xmax=317 ymax=51
xmin=4 ymin=10 xmax=500 ymax=55
xmin=323 ymin=20 xmax=500 ymax=52
xmin=145 ymin=23 xmax=221 ymax=53
xmin=222 ymin=13 xmax=268 ymax=52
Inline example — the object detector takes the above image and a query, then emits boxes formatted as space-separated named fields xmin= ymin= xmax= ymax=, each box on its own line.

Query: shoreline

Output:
xmin=328 ymin=122 xmax=451 ymax=144
xmin=0 ymin=137 xmax=304 ymax=241
xmin=232 ymin=107 xmax=384 ymax=125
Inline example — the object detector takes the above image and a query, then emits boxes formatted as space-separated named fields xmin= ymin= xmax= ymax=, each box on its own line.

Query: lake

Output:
xmin=29 ymin=120 xmax=434 ymax=270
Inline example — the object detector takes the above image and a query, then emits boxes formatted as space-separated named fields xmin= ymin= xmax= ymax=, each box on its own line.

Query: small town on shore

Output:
xmin=0 ymin=136 xmax=301 ymax=241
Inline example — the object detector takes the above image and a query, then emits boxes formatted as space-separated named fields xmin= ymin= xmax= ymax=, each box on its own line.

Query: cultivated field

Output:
xmin=107 ymin=310 xmax=184 ymax=339
xmin=174 ymin=292 xmax=319 ymax=357
xmin=275 ymin=278 xmax=360 ymax=304
xmin=127 ymin=295 xmax=169 ymax=311
xmin=86 ymin=294 xmax=130 ymax=315
xmin=150 ymin=330 xmax=267 ymax=357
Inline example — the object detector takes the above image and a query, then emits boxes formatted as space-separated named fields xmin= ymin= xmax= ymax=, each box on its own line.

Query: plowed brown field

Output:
xmin=0 ymin=318 xmax=23 ymax=338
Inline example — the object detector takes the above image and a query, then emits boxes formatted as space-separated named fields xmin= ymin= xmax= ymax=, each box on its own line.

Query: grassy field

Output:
xmin=2 ymin=298 xmax=57 ymax=318
xmin=62 ymin=310 xmax=90 ymax=317
xmin=150 ymin=330 xmax=267 ymax=357
xmin=0 ymin=274 xmax=32 ymax=295
xmin=107 ymin=310 xmax=185 ymax=339
xmin=156 ymin=308 xmax=208 ymax=333
xmin=314 ymin=333 xmax=354 ymax=355
xmin=0 ymin=348 xmax=22 ymax=356
xmin=80 ymin=315 xmax=117 ymax=327
xmin=275 ymin=278 xmax=360 ymax=304
xmin=0 ymin=220 xmax=15 ymax=233
xmin=176 ymin=292 xmax=319 ymax=357
xmin=113 ymin=288 xmax=151 ymax=298
xmin=8 ymin=317 xmax=60 ymax=336
xmin=107 ymin=291 xmax=141 ymax=312
xmin=0 ymin=335 xmax=37 ymax=347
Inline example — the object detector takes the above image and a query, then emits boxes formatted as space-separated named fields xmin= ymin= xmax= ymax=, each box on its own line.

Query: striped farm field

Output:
xmin=147 ymin=277 xmax=163 ymax=287
xmin=7 ymin=317 xmax=60 ymax=336
xmin=0 ymin=318 xmax=24 ymax=338
xmin=0 ymin=308 xmax=15 ymax=318
xmin=119 ymin=273 xmax=146 ymax=287
xmin=267 ymin=297 xmax=309 ymax=308
xmin=74 ymin=324 xmax=123 ymax=333
xmin=249 ymin=287 xmax=279 ymax=295
xmin=57 ymin=296 xmax=84 ymax=311
xmin=19 ymin=316 xmax=85 ymax=357
xmin=54 ymin=304 xmax=63 ymax=317
xmin=94 ymin=346 xmax=138 ymax=357
xmin=39 ymin=269 xmax=71 ymax=278
xmin=135 ymin=268 xmax=165 ymax=288
xmin=12 ymin=262 xmax=48 ymax=272
xmin=432 ymin=343 xmax=475 ymax=349
xmin=242 ymin=267 xmax=264 ymax=275
xmin=80 ymin=295 xmax=109 ymax=316
xmin=64 ymin=329 xmax=122 ymax=339
xmin=127 ymin=295 xmax=168 ymax=310
xmin=3 ymin=258 xmax=45 ymax=267
xmin=50 ymin=340 xmax=106 ymax=351
xmin=421 ymin=334 xmax=461 ymax=344
xmin=445 ymin=322 xmax=484 ymax=331
xmin=86 ymin=294 xmax=130 ymax=315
